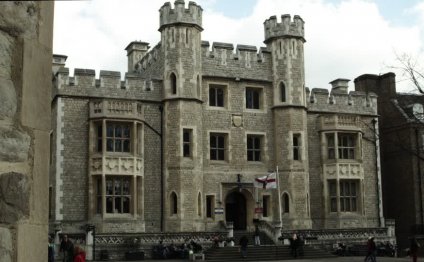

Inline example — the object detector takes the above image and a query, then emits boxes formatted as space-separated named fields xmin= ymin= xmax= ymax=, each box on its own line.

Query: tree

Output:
xmin=391 ymin=52 xmax=424 ymax=94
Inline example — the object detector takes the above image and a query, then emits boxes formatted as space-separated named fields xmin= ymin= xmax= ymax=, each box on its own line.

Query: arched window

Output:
xmin=197 ymin=192 xmax=202 ymax=216
xmin=283 ymin=193 xmax=290 ymax=213
xmin=170 ymin=73 xmax=177 ymax=95
xmin=170 ymin=192 xmax=178 ymax=215
xmin=280 ymin=82 xmax=286 ymax=102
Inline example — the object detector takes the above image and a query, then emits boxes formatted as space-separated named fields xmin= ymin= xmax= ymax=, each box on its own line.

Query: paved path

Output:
xmin=98 ymin=256 xmax=413 ymax=262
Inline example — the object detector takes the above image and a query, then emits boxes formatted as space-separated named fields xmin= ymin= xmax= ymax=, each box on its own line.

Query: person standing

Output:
xmin=290 ymin=233 xmax=299 ymax=258
xmin=364 ymin=236 xmax=377 ymax=262
xmin=239 ymin=235 xmax=249 ymax=258
xmin=410 ymin=237 xmax=420 ymax=262
xmin=60 ymin=235 xmax=74 ymax=262
xmin=73 ymin=246 xmax=86 ymax=262
xmin=48 ymin=236 xmax=55 ymax=262
xmin=254 ymin=225 xmax=261 ymax=246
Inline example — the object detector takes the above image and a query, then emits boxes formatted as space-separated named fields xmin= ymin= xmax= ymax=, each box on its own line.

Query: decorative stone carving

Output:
xmin=232 ymin=114 xmax=243 ymax=127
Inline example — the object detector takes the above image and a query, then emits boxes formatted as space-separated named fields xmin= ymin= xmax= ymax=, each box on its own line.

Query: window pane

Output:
xmin=115 ymin=197 xmax=122 ymax=213
xmin=209 ymin=88 xmax=215 ymax=106
xmin=330 ymin=198 xmax=337 ymax=212
xmin=114 ymin=179 xmax=121 ymax=194
xmin=217 ymin=88 xmax=224 ymax=107
xmin=106 ymin=197 xmax=113 ymax=213
xmin=218 ymin=149 xmax=225 ymax=160
xmin=106 ymin=126 xmax=114 ymax=137
xmin=123 ymin=179 xmax=130 ymax=195
xmin=123 ymin=197 xmax=130 ymax=213
xmin=123 ymin=127 xmax=130 ymax=138
xmin=218 ymin=136 xmax=224 ymax=148
xmin=107 ymin=139 xmax=114 ymax=152
xmin=115 ymin=140 xmax=122 ymax=152
xmin=254 ymin=137 xmax=260 ymax=148
xmin=247 ymin=151 xmax=253 ymax=161
xmin=210 ymin=149 xmax=216 ymax=160
xmin=210 ymin=136 xmax=216 ymax=148
xmin=106 ymin=180 xmax=113 ymax=195
xmin=123 ymin=140 xmax=130 ymax=152
xmin=183 ymin=131 xmax=190 ymax=142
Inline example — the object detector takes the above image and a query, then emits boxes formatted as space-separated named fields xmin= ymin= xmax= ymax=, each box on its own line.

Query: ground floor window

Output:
xmin=96 ymin=176 xmax=132 ymax=214
xmin=329 ymin=179 xmax=359 ymax=213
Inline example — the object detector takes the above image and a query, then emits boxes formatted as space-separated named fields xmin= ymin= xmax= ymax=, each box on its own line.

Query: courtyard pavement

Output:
xmin=99 ymin=256 xmax=413 ymax=262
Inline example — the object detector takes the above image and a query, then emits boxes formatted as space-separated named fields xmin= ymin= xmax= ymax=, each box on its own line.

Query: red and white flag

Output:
xmin=254 ymin=172 xmax=277 ymax=189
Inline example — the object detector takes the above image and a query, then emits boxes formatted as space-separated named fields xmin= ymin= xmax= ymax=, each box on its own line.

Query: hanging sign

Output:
xmin=214 ymin=208 xmax=224 ymax=214
xmin=255 ymin=207 xmax=263 ymax=213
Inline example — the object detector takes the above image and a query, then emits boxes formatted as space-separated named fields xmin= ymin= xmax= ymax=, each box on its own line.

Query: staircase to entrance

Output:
xmin=205 ymin=230 xmax=335 ymax=261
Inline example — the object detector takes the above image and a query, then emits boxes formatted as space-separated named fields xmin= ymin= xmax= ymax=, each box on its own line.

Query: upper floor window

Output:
xmin=183 ymin=129 xmax=192 ymax=157
xmin=326 ymin=133 xmax=357 ymax=160
xmin=293 ymin=134 xmax=301 ymax=160
xmin=246 ymin=87 xmax=261 ymax=109
xmin=329 ymin=179 xmax=358 ymax=213
xmin=206 ymin=195 xmax=215 ymax=218
xmin=247 ymin=135 xmax=261 ymax=161
xmin=282 ymin=193 xmax=290 ymax=213
xmin=209 ymin=84 xmax=225 ymax=107
xmin=170 ymin=192 xmax=178 ymax=215
xmin=210 ymin=133 xmax=226 ymax=160
xmin=106 ymin=123 xmax=131 ymax=153
xmin=280 ymin=82 xmax=286 ymax=102
xmin=170 ymin=73 xmax=177 ymax=95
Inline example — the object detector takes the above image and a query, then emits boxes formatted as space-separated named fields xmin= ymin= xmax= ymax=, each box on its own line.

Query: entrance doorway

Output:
xmin=225 ymin=191 xmax=247 ymax=230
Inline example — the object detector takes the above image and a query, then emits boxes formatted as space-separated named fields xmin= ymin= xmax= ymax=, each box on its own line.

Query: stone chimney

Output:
xmin=330 ymin=78 xmax=350 ymax=93
xmin=52 ymin=54 xmax=67 ymax=75
xmin=125 ymin=41 xmax=149 ymax=72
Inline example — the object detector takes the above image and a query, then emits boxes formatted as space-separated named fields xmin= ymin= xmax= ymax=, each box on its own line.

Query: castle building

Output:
xmin=355 ymin=73 xmax=424 ymax=249
xmin=50 ymin=0 xmax=384 ymax=235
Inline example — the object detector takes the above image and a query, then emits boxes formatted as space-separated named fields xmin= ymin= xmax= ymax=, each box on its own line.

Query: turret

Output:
xmin=52 ymin=54 xmax=67 ymax=75
xmin=264 ymin=14 xmax=306 ymax=107
xmin=159 ymin=0 xmax=204 ymax=232
xmin=159 ymin=0 xmax=203 ymax=32
xmin=264 ymin=14 xmax=305 ymax=44
xmin=159 ymin=0 xmax=203 ymax=99
xmin=125 ymin=41 xmax=149 ymax=73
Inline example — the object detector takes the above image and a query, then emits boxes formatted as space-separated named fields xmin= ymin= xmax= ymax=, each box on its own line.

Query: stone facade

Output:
xmin=0 ymin=2 xmax=54 ymax=262
xmin=50 ymin=0 xmax=384 ymax=238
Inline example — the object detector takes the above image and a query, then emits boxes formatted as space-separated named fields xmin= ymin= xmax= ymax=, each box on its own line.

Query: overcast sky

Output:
xmin=53 ymin=0 xmax=424 ymax=92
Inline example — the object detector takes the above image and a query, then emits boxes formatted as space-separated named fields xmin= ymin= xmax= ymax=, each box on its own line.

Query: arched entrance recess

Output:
xmin=225 ymin=191 xmax=247 ymax=230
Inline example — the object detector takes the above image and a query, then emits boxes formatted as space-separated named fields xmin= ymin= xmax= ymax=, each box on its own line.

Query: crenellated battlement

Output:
xmin=306 ymin=87 xmax=377 ymax=115
xmin=159 ymin=0 xmax=203 ymax=31
xmin=201 ymin=41 xmax=271 ymax=63
xmin=264 ymin=14 xmax=305 ymax=44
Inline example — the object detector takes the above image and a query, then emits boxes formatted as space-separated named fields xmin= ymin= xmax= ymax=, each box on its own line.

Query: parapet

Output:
xmin=159 ymin=0 xmax=203 ymax=31
xmin=307 ymin=87 xmax=377 ymax=115
xmin=201 ymin=41 xmax=271 ymax=63
xmin=264 ymin=14 xmax=305 ymax=44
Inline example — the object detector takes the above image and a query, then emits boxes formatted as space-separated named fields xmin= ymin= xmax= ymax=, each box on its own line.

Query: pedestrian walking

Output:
xmin=364 ymin=236 xmax=377 ymax=262
xmin=254 ymin=225 xmax=261 ymax=246
xmin=60 ymin=234 xmax=74 ymax=262
xmin=410 ymin=237 xmax=420 ymax=262
xmin=239 ymin=235 xmax=249 ymax=258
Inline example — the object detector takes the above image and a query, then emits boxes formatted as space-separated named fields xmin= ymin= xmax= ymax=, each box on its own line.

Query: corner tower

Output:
xmin=159 ymin=0 xmax=204 ymax=231
xmin=265 ymin=15 xmax=311 ymax=229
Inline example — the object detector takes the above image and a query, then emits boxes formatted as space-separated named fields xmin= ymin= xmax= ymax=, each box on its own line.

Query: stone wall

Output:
xmin=0 ymin=2 xmax=54 ymax=262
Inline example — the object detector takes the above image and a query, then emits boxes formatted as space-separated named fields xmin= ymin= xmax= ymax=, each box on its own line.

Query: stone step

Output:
xmin=205 ymin=245 xmax=335 ymax=261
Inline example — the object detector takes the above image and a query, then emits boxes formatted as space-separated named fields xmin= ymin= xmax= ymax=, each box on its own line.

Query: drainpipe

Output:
xmin=372 ymin=118 xmax=384 ymax=227
xmin=415 ymin=128 xmax=424 ymax=233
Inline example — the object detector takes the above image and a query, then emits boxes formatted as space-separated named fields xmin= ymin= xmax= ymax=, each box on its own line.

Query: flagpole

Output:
xmin=276 ymin=166 xmax=282 ymax=227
